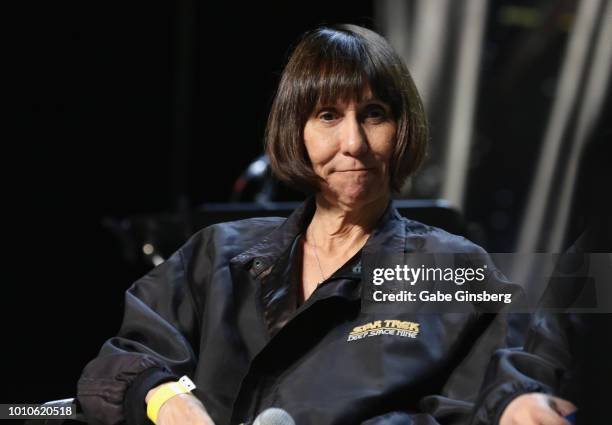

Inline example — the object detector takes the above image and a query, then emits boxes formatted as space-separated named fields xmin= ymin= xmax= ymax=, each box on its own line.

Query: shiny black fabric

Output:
xmin=77 ymin=198 xmax=538 ymax=425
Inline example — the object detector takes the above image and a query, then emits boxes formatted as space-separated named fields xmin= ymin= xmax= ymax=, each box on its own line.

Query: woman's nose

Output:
xmin=339 ymin=114 xmax=368 ymax=157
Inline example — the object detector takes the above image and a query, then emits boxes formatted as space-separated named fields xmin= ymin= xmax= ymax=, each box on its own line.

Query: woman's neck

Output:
xmin=307 ymin=193 xmax=390 ymax=254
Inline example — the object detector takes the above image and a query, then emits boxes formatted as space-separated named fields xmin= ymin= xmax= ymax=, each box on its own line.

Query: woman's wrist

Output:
xmin=145 ymin=381 xmax=183 ymax=403
xmin=145 ymin=376 xmax=197 ymax=424
xmin=123 ymin=368 xmax=178 ymax=425
xmin=145 ymin=384 xmax=162 ymax=403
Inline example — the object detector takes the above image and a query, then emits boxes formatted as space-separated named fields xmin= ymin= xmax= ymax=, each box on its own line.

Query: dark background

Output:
xmin=5 ymin=0 xmax=377 ymax=405
xmin=4 ymin=0 xmax=610 ymax=411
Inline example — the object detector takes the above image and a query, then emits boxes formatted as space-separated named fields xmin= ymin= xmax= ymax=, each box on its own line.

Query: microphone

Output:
xmin=252 ymin=407 xmax=296 ymax=425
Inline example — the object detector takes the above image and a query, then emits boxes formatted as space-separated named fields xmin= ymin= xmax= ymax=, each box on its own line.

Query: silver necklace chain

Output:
xmin=309 ymin=231 xmax=327 ymax=285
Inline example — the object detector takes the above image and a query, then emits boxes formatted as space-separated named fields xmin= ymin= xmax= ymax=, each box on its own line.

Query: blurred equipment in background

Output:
xmin=376 ymin=0 xmax=611 ymax=252
xmin=229 ymin=154 xmax=304 ymax=203
xmin=515 ymin=0 xmax=611 ymax=253
xmin=376 ymin=0 xmax=489 ymax=206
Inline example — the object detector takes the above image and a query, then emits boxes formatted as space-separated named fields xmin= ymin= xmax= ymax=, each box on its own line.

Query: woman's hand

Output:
xmin=146 ymin=384 xmax=215 ymax=425
xmin=500 ymin=393 xmax=576 ymax=425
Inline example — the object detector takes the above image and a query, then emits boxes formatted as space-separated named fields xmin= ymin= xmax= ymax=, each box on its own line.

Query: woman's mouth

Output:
xmin=336 ymin=168 xmax=372 ymax=172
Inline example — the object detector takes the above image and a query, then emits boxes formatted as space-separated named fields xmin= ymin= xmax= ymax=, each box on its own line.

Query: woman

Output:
xmin=77 ymin=25 xmax=573 ymax=425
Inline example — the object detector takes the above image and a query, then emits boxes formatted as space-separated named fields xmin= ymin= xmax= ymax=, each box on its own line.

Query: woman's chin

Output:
xmin=325 ymin=183 xmax=387 ymax=208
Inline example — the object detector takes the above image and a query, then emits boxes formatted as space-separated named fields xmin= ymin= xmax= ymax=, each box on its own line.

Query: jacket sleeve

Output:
xmin=469 ymin=250 xmax=590 ymax=424
xmin=415 ymin=312 xmax=530 ymax=425
xmin=468 ymin=312 xmax=578 ymax=425
xmin=415 ymin=247 xmax=531 ymax=425
xmin=77 ymin=236 xmax=203 ymax=425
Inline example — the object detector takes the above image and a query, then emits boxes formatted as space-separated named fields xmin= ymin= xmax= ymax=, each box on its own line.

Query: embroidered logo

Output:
xmin=347 ymin=319 xmax=420 ymax=341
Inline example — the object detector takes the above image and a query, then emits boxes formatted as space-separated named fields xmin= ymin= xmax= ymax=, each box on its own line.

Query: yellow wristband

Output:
xmin=146 ymin=376 xmax=196 ymax=424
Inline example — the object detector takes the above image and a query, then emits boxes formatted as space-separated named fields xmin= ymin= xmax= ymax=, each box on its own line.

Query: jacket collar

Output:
xmin=230 ymin=197 xmax=315 ymax=276
xmin=230 ymin=196 xmax=407 ymax=279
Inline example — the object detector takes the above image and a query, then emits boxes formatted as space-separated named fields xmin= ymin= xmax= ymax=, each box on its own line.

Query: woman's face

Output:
xmin=303 ymin=88 xmax=396 ymax=208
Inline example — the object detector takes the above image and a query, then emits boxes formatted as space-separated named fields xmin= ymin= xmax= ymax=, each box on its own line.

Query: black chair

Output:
xmin=104 ymin=199 xmax=473 ymax=268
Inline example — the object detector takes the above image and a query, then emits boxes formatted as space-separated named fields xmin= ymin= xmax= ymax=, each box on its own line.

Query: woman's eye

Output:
xmin=365 ymin=105 xmax=387 ymax=121
xmin=319 ymin=111 xmax=337 ymax=121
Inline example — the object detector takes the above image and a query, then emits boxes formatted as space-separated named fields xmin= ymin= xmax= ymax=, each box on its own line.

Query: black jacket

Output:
xmin=77 ymin=198 xmax=539 ymax=425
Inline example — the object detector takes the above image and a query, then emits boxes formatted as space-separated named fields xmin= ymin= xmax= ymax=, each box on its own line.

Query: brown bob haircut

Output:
xmin=265 ymin=24 xmax=428 ymax=193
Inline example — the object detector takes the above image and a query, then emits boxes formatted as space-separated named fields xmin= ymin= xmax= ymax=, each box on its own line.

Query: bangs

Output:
xmin=295 ymin=29 xmax=400 ymax=118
